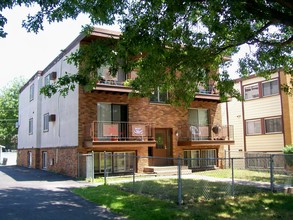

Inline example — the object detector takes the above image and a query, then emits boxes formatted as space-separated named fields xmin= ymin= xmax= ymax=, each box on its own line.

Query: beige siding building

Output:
xmin=222 ymin=71 xmax=293 ymax=156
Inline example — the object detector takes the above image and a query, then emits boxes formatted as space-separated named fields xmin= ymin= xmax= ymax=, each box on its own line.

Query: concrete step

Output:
xmin=143 ymin=166 xmax=192 ymax=175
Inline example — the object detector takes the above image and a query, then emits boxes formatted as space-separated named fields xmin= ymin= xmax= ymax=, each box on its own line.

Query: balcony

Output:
xmin=84 ymin=121 xmax=156 ymax=148
xmin=177 ymin=124 xmax=234 ymax=146
xmin=195 ymin=85 xmax=222 ymax=101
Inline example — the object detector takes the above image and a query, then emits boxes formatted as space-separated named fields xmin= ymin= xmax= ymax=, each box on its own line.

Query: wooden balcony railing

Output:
xmin=89 ymin=121 xmax=155 ymax=142
xmin=177 ymin=124 xmax=234 ymax=141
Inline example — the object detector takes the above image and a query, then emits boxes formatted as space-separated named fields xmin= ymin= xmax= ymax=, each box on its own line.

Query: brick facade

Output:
xmin=17 ymin=87 xmax=225 ymax=177
xmin=18 ymin=147 xmax=78 ymax=177
xmin=78 ymin=88 xmax=225 ymax=173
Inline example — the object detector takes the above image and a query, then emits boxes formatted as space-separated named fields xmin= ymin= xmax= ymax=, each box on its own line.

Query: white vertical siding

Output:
xmin=18 ymin=44 xmax=80 ymax=149
xmin=18 ymin=75 xmax=42 ymax=149
xmin=40 ymin=44 xmax=79 ymax=148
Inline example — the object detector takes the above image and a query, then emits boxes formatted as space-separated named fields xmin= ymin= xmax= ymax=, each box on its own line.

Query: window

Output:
xmin=184 ymin=149 xmax=216 ymax=168
xmin=113 ymin=152 xmax=135 ymax=173
xmin=29 ymin=84 xmax=34 ymax=101
xmin=262 ymin=79 xmax=279 ymax=97
xmin=150 ymin=87 xmax=168 ymax=103
xmin=188 ymin=108 xmax=209 ymax=140
xmin=201 ymin=149 xmax=217 ymax=167
xmin=97 ymin=103 xmax=128 ymax=139
xmin=244 ymin=84 xmax=259 ymax=100
xmin=44 ymin=74 xmax=51 ymax=86
xmin=29 ymin=118 xmax=33 ymax=135
xmin=246 ymin=119 xmax=261 ymax=135
xmin=43 ymin=113 xmax=49 ymax=132
xmin=184 ymin=150 xmax=200 ymax=168
xmin=265 ymin=117 xmax=282 ymax=133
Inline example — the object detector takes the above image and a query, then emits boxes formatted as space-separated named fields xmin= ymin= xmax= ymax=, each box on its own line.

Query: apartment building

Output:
xmin=222 ymin=71 xmax=293 ymax=157
xmin=17 ymin=28 xmax=234 ymax=177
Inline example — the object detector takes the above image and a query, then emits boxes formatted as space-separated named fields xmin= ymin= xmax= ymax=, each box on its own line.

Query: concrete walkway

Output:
xmin=0 ymin=165 xmax=126 ymax=220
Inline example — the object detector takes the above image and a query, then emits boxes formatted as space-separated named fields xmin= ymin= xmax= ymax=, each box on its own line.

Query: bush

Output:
xmin=283 ymin=144 xmax=293 ymax=166
xmin=283 ymin=144 xmax=293 ymax=154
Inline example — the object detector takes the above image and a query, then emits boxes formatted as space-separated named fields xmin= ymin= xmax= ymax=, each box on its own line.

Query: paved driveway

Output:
xmin=0 ymin=165 xmax=126 ymax=220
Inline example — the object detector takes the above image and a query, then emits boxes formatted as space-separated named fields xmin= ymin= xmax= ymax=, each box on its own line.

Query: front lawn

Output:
xmin=73 ymin=179 xmax=293 ymax=220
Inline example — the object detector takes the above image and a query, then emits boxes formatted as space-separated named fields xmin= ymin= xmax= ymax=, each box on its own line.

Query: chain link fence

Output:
xmin=78 ymin=152 xmax=293 ymax=206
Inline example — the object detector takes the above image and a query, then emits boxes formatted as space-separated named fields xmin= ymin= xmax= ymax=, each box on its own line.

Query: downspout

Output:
xmin=240 ymin=80 xmax=247 ymax=153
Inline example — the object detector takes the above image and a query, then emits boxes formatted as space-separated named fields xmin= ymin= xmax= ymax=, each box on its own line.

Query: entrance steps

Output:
xmin=143 ymin=166 xmax=192 ymax=175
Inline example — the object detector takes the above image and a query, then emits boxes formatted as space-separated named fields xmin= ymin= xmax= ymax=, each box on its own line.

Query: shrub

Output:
xmin=283 ymin=144 xmax=293 ymax=166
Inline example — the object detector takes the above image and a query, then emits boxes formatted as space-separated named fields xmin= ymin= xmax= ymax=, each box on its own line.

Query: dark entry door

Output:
xmin=152 ymin=128 xmax=172 ymax=166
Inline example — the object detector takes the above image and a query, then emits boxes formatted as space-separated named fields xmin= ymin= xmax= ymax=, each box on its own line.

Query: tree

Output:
xmin=1 ymin=1 xmax=292 ymax=105
xmin=0 ymin=78 xmax=25 ymax=150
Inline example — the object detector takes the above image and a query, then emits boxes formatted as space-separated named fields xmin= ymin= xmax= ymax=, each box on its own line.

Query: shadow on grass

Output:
xmin=74 ymin=184 xmax=293 ymax=220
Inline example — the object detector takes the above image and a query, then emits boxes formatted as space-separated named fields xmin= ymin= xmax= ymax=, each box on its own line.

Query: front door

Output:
xmin=152 ymin=128 xmax=172 ymax=166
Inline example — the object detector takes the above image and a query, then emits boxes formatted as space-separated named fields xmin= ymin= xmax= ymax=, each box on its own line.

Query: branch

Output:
xmin=251 ymin=35 xmax=293 ymax=46
xmin=245 ymin=0 xmax=293 ymax=27
xmin=213 ymin=22 xmax=273 ymax=55
xmin=266 ymin=0 xmax=293 ymax=11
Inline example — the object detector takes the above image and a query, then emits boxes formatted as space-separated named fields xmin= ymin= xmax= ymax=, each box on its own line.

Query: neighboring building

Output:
xmin=17 ymin=28 xmax=234 ymax=177
xmin=222 ymin=71 xmax=293 ymax=157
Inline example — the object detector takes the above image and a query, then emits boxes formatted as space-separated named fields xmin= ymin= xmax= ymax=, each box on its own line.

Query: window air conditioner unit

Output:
xmin=49 ymin=114 xmax=56 ymax=122
xmin=50 ymin=72 xmax=57 ymax=80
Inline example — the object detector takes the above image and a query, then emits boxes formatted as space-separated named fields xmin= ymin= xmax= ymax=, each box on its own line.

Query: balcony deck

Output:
xmin=84 ymin=121 xmax=156 ymax=148
xmin=177 ymin=124 xmax=235 ymax=146
xmin=93 ymin=80 xmax=223 ymax=101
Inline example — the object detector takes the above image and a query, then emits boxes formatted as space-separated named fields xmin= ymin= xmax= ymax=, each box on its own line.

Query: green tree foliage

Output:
xmin=1 ymin=1 xmax=292 ymax=105
xmin=283 ymin=144 xmax=293 ymax=166
xmin=0 ymin=78 xmax=25 ymax=150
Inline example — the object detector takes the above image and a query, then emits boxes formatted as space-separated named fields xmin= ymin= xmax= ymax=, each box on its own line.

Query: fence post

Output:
xmin=132 ymin=155 xmax=136 ymax=192
xmin=92 ymin=151 xmax=94 ymax=182
xmin=270 ymin=154 xmax=274 ymax=192
xmin=231 ymin=158 xmax=235 ymax=197
xmin=104 ymin=151 xmax=107 ymax=185
xmin=177 ymin=156 xmax=182 ymax=206
xmin=77 ymin=152 xmax=80 ymax=178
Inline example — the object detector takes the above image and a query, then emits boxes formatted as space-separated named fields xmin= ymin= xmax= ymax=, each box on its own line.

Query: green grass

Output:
xmin=73 ymin=183 xmax=293 ymax=220
xmin=196 ymin=169 xmax=293 ymax=184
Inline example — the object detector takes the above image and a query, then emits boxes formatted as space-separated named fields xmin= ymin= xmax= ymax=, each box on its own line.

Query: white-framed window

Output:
xmin=246 ymin=119 xmax=261 ymax=135
xmin=265 ymin=117 xmax=282 ymax=134
xmin=29 ymin=84 xmax=34 ymax=101
xmin=42 ymin=151 xmax=47 ymax=170
xmin=150 ymin=87 xmax=169 ymax=103
xmin=29 ymin=118 xmax=33 ymax=135
xmin=43 ymin=113 xmax=49 ymax=132
xmin=244 ymin=84 xmax=259 ymax=100
xmin=262 ymin=79 xmax=279 ymax=97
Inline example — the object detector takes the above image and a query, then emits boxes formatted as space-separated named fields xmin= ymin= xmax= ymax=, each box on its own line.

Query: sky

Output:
xmin=0 ymin=5 xmax=245 ymax=91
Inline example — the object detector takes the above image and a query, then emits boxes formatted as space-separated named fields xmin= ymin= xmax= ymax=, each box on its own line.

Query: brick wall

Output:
xmin=78 ymin=88 xmax=224 ymax=172
xmin=18 ymin=147 xmax=78 ymax=177
xmin=17 ymin=148 xmax=40 ymax=169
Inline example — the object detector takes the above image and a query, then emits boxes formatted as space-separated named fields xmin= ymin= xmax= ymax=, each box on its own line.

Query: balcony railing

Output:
xmin=197 ymin=85 xmax=218 ymax=95
xmin=97 ymin=79 xmax=125 ymax=86
xmin=178 ymin=124 xmax=234 ymax=141
xmin=89 ymin=121 xmax=155 ymax=141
